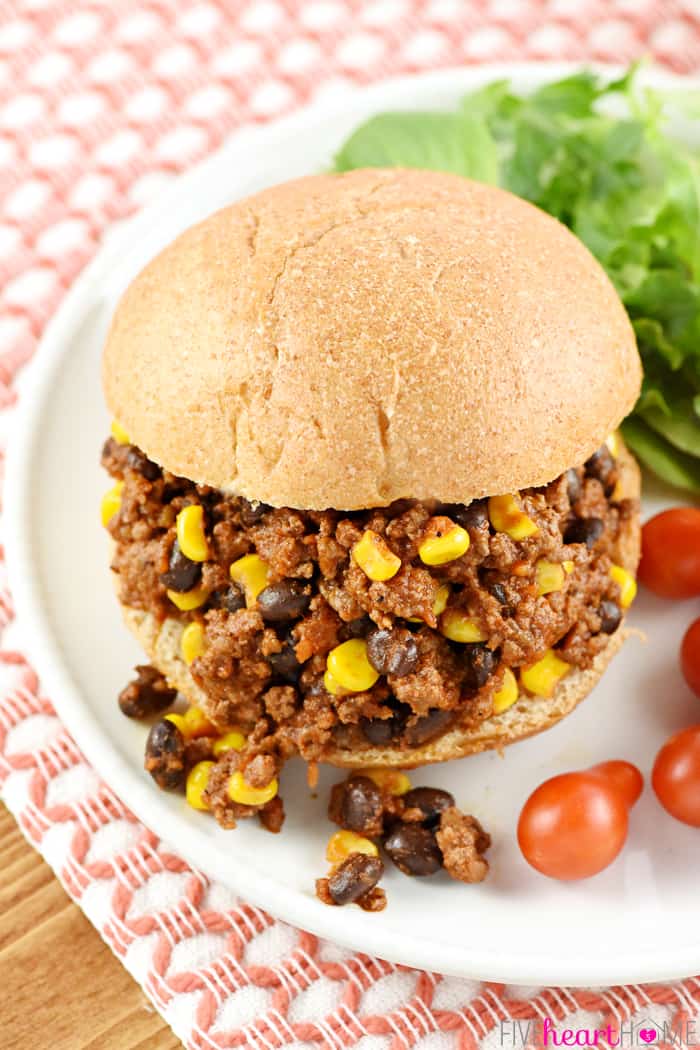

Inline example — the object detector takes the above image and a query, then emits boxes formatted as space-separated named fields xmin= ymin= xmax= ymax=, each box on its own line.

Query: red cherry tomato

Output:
xmin=652 ymin=726 xmax=700 ymax=826
xmin=517 ymin=772 xmax=628 ymax=880
xmin=588 ymin=760 xmax=644 ymax=809
xmin=639 ymin=508 xmax=700 ymax=599
xmin=681 ymin=617 xmax=700 ymax=699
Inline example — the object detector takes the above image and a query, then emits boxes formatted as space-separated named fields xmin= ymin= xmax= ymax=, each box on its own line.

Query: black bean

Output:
xmin=563 ymin=516 xmax=604 ymax=549
xmin=210 ymin=583 xmax=245 ymax=613
xmin=269 ymin=639 xmax=301 ymax=683
xmin=489 ymin=582 xmax=509 ymax=606
xmin=599 ymin=599 xmax=622 ymax=635
xmin=463 ymin=644 xmax=498 ymax=690
xmin=403 ymin=708 xmax=453 ymax=747
xmin=144 ymin=718 xmax=185 ymax=791
xmin=119 ymin=665 xmax=176 ymax=719
xmin=327 ymin=854 xmax=384 ymax=905
xmin=480 ymin=569 xmax=515 ymax=615
xmin=361 ymin=712 xmax=403 ymax=745
xmin=383 ymin=823 xmax=443 ymax=876
xmin=257 ymin=581 xmax=310 ymax=622
xmin=126 ymin=446 xmax=161 ymax=481
xmin=402 ymin=787 xmax=455 ymax=828
xmin=585 ymin=446 xmax=617 ymax=494
xmin=160 ymin=540 xmax=202 ymax=592
xmin=342 ymin=615 xmax=373 ymax=639
xmin=566 ymin=468 xmax=582 ymax=506
xmin=339 ymin=776 xmax=384 ymax=836
xmin=366 ymin=628 xmax=419 ymax=677
xmin=239 ymin=498 xmax=271 ymax=526
xmin=441 ymin=499 xmax=489 ymax=531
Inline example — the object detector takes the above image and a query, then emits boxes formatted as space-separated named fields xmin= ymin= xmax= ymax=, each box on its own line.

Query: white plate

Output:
xmin=6 ymin=63 xmax=700 ymax=987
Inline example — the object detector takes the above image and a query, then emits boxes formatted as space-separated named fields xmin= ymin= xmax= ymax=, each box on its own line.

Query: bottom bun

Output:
xmin=117 ymin=444 xmax=641 ymax=770
xmin=122 ymin=604 xmax=632 ymax=768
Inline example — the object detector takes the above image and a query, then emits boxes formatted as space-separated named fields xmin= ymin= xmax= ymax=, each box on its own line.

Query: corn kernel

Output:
xmin=358 ymin=768 xmax=411 ymax=796
xmin=230 ymin=553 xmax=270 ymax=607
xmin=535 ymin=559 xmax=566 ymax=596
xmin=352 ymin=529 xmax=401 ymax=581
xmin=488 ymin=494 xmax=539 ymax=541
xmin=408 ymin=582 xmax=451 ymax=624
xmin=164 ymin=713 xmax=188 ymax=736
xmin=167 ymin=584 xmax=208 ymax=611
xmin=323 ymin=667 xmax=348 ymax=696
xmin=493 ymin=668 xmax=519 ymax=714
xmin=186 ymin=761 xmax=214 ymax=811
xmin=418 ymin=520 xmax=470 ymax=566
xmin=521 ymin=649 xmax=570 ymax=698
xmin=101 ymin=481 xmax=123 ymax=527
xmin=182 ymin=705 xmax=215 ymax=738
xmin=611 ymin=479 xmax=624 ymax=501
xmin=181 ymin=621 xmax=205 ymax=665
xmin=326 ymin=830 xmax=378 ymax=864
xmin=228 ymin=770 xmax=278 ymax=806
xmin=176 ymin=504 xmax=210 ymax=562
xmin=563 ymin=560 xmax=575 ymax=575
xmin=606 ymin=431 xmax=620 ymax=458
xmin=610 ymin=564 xmax=637 ymax=609
xmin=440 ymin=609 xmax=486 ymax=643
xmin=111 ymin=419 xmax=131 ymax=445
xmin=166 ymin=707 xmax=213 ymax=740
xmin=433 ymin=583 xmax=450 ymax=617
xmin=326 ymin=639 xmax=379 ymax=693
xmin=212 ymin=730 xmax=246 ymax=756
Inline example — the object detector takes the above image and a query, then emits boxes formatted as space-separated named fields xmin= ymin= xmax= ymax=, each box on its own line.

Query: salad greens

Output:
xmin=334 ymin=68 xmax=700 ymax=493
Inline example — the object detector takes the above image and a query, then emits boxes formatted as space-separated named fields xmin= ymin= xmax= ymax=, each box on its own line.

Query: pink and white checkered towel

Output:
xmin=3 ymin=2 xmax=700 ymax=1047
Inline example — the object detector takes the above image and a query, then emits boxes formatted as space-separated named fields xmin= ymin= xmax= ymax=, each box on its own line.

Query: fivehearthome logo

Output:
xmin=498 ymin=1016 xmax=694 ymax=1047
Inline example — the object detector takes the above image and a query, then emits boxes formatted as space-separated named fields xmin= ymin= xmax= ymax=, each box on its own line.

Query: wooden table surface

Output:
xmin=0 ymin=803 xmax=182 ymax=1049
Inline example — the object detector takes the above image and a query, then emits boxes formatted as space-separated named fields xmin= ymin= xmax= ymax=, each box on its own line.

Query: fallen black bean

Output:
xmin=383 ymin=823 xmax=443 ymax=876
xmin=327 ymin=853 xmax=384 ymax=905
xmin=338 ymin=776 xmax=384 ymax=836
xmin=119 ymin=665 xmax=176 ymax=719
xmin=144 ymin=718 xmax=185 ymax=791
xmin=402 ymin=787 xmax=455 ymax=828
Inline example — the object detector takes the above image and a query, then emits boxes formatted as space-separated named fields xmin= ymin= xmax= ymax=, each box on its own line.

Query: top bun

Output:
xmin=103 ymin=168 xmax=641 ymax=510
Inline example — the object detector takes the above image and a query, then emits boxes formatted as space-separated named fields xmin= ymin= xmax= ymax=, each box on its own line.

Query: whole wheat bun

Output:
xmin=116 ymin=443 xmax=640 ymax=769
xmin=103 ymin=168 xmax=641 ymax=511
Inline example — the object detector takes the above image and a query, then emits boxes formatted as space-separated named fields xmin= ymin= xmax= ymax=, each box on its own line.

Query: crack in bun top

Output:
xmin=102 ymin=168 xmax=641 ymax=511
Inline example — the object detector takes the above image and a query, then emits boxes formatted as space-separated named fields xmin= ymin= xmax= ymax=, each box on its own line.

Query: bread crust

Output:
xmin=103 ymin=168 xmax=641 ymax=511
xmin=115 ymin=444 xmax=641 ymax=769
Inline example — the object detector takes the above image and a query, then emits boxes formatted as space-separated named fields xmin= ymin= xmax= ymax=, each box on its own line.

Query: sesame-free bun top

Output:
xmin=103 ymin=168 xmax=641 ymax=510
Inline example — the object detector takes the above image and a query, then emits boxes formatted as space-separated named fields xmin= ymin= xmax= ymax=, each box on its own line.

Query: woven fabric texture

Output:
xmin=2 ymin=2 xmax=700 ymax=1048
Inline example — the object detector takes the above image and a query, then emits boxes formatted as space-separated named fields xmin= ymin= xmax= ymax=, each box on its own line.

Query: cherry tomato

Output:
xmin=588 ymin=760 xmax=644 ymax=809
xmin=681 ymin=617 xmax=700 ymax=699
xmin=652 ymin=726 xmax=700 ymax=826
xmin=517 ymin=772 xmax=628 ymax=880
xmin=639 ymin=508 xmax=700 ymax=599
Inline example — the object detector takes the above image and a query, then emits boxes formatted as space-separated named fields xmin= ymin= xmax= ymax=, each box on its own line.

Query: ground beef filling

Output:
xmin=103 ymin=437 xmax=636 ymax=763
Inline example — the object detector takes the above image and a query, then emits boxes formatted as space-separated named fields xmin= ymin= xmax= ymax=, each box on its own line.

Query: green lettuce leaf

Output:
xmin=334 ymin=112 xmax=498 ymax=183
xmin=333 ymin=66 xmax=700 ymax=494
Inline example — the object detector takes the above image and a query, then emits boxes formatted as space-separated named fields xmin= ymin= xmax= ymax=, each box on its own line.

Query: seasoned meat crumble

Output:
xmin=104 ymin=437 xmax=636 ymax=769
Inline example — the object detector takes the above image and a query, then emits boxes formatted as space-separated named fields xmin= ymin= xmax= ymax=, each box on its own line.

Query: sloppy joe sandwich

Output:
xmin=102 ymin=168 xmax=642 ymax=829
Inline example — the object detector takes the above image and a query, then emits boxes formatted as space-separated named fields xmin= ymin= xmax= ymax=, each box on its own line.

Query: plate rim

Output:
xmin=5 ymin=60 xmax=700 ymax=986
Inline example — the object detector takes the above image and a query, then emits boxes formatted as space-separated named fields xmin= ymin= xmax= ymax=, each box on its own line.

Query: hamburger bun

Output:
xmin=103 ymin=168 xmax=641 ymax=512
xmin=115 ymin=442 xmax=640 ymax=769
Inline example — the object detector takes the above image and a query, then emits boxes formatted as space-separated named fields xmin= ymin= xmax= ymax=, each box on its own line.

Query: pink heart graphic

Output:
xmin=639 ymin=1030 xmax=656 ymax=1044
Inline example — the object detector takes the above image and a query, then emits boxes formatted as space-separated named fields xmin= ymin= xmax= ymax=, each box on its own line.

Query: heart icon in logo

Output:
xmin=639 ymin=1030 xmax=656 ymax=1044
